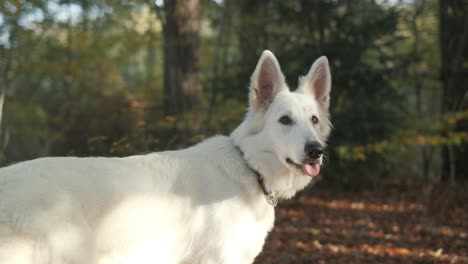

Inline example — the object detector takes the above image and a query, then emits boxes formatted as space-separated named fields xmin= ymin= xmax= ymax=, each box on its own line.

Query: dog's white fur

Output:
xmin=0 ymin=51 xmax=331 ymax=264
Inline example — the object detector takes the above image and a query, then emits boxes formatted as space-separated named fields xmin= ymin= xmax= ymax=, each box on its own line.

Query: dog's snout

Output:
xmin=304 ymin=142 xmax=323 ymax=160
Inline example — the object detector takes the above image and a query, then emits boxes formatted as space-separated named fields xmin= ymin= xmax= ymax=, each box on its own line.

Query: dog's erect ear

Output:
xmin=300 ymin=56 xmax=331 ymax=110
xmin=249 ymin=50 xmax=286 ymax=110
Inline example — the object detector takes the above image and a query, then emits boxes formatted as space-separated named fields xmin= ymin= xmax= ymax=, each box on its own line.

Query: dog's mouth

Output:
xmin=286 ymin=158 xmax=321 ymax=177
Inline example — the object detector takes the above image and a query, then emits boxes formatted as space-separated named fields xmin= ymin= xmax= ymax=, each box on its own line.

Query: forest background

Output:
xmin=1 ymin=0 xmax=467 ymax=184
xmin=1 ymin=0 xmax=468 ymax=262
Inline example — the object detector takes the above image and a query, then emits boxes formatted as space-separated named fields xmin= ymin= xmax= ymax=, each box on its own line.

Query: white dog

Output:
xmin=0 ymin=50 xmax=331 ymax=264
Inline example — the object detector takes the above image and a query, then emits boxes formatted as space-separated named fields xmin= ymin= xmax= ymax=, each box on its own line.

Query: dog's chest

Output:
xmin=176 ymin=207 xmax=275 ymax=263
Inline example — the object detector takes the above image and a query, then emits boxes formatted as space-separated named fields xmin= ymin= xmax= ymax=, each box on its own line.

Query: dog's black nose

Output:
xmin=304 ymin=142 xmax=323 ymax=160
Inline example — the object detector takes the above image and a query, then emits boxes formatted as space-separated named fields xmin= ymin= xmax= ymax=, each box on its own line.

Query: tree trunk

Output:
xmin=439 ymin=0 xmax=468 ymax=182
xmin=162 ymin=0 xmax=202 ymax=123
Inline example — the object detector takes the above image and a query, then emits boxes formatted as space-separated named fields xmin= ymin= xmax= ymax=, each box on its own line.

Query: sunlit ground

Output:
xmin=255 ymin=183 xmax=468 ymax=264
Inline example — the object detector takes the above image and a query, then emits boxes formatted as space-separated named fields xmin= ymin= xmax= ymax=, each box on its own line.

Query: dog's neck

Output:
xmin=230 ymin=114 xmax=311 ymax=200
xmin=232 ymin=144 xmax=278 ymax=207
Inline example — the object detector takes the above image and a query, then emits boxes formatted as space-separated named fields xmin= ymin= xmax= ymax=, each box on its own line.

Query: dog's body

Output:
xmin=0 ymin=137 xmax=272 ymax=264
xmin=0 ymin=51 xmax=332 ymax=264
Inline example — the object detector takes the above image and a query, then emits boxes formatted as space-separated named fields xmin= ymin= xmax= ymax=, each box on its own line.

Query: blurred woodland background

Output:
xmin=1 ymin=0 xmax=468 ymax=262
xmin=2 ymin=0 xmax=467 ymax=184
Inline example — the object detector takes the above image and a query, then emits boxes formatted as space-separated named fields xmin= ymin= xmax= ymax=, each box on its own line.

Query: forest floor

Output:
xmin=255 ymin=181 xmax=468 ymax=264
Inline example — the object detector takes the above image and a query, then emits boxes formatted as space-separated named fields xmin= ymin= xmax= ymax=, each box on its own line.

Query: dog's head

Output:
xmin=233 ymin=50 xmax=332 ymax=197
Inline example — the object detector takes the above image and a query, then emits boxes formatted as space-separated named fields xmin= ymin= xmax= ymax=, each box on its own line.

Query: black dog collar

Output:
xmin=233 ymin=144 xmax=278 ymax=207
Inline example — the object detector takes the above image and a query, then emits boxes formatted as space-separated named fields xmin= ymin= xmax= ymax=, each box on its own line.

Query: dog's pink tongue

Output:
xmin=303 ymin=163 xmax=320 ymax=177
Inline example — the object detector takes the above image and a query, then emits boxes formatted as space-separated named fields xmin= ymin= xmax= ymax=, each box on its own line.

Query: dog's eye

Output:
xmin=311 ymin=115 xmax=319 ymax=124
xmin=279 ymin=115 xmax=292 ymax=125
